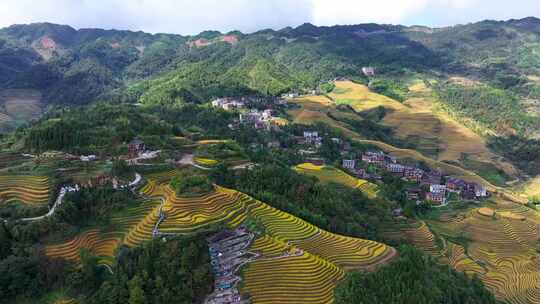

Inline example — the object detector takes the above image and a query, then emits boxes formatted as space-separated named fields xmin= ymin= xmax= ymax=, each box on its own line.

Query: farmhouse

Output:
xmin=362 ymin=67 xmax=376 ymax=76
xmin=262 ymin=109 xmax=273 ymax=119
xmin=386 ymin=163 xmax=405 ymax=175
xmin=128 ymin=139 xmax=146 ymax=158
xmin=404 ymin=167 xmax=424 ymax=182
xmin=430 ymin=184 xmax=447 ymax=193
xmin=361 ymin=151 xmax=385 ymax=164
xmin=406 ymin=188 xmax=422 ymax=200
xmin=80 ymin=155 xmax=97 ymax=162
xmin=422 ymin=170 xmax=442 ymax=185
xmin=211 ymin=98 xmax=245 ymax=110
xmin=283 ymin=92 xmax=299 ymax=98
xmin=426 ymin=191 xmax=445 ymax=204
xmin=342 ymin=159 xmax=356 ymax=169
xmin=239 ymin=110 xmax=262 ymax=124
xmin=303 ymin=131 xmax=319 ymax=139
xmin=303 ymin=131 xmax=322 ymax=147
xmin=446 ymin=178 xmax=466 ymax=192
xmin=353 ymin=168 xmax=368 ymax=179
xmin=266 ymin=141 xmax=280 ymax=149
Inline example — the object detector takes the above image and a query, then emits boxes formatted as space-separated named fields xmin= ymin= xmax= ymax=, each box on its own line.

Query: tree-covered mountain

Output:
xmin=1 ymin=18 xmax=540 ymax=160
xmin=1 ymin=18 xmax=540 ymax=106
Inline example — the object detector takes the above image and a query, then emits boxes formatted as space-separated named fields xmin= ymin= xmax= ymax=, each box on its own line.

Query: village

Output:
xmin=211 ymin=96 xmax=288 ymax=131
xmin=210 ymin=94 xmax=491 ymax=207
xmin=205 ymin=227 xmax=258 ymax=304
xmin=345 ymin=150 xmax=489 ymax=206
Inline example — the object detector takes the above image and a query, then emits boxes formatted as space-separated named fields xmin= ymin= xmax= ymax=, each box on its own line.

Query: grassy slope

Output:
xmin=0 ymin=89 xmax=43 ymax=132
xmin=288 ymin=81 xmax=526 ymax=203
xmin=337 ymin=81 xmax=518 ymax=179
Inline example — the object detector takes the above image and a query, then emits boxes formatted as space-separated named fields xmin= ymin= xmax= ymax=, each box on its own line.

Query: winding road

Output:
xmin=19 ymin=173 xmax=142 ymax=222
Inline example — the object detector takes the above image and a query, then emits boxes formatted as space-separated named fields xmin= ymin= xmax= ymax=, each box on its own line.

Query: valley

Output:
xmin=0 ymin=17 xmax=540 ymax=304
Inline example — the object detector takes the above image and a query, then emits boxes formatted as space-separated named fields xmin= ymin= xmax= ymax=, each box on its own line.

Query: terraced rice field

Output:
xmin=396 ymin=199 xmax=540 ymax=304
xmin=289 ymin=81 xmax=519 ymax=185
xmin=45 ymin=171 xmax=172 ymax=264
xmin=294 ymin=163 xmax=379 ymax=198
xmin=328 ymin=81 xmax=518 ymax=177
xmin=193 ymin=157 xmax=219 ymax=166
xmin=517 ymin=175 xmax=540 ymax=200
xmin=47 ymin=170 xmax=394 ymax=302
xmin=0 ymin=175 xmax=50 ymax=206
xmin=329 ymin=81 xmax=406 ymax=112
xmin=46 ymin=198 xmax=161 ymax=265
xmin=243 ymin=237 xmax=345 ymax=304
xmin=141 ymin=171 xmax=395 ymax=303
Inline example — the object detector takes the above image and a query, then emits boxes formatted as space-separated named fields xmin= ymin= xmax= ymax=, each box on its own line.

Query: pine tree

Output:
xmin=128 ymin=275 xmax=146 ymax=304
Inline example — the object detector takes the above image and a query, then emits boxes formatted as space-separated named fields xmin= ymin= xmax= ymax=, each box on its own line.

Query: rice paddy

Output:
xmin=0 ymin=175 xmax=51 ymax=206
xmin=387 ymin=200 xmax=540 ymax=304
xmin=294 ymin=164 xmax=379 ymax=199
xmin=45 ymin=170 xmax=395 ymax=303
xmin=289 ymin=80 xmax=520 ymax=187
xmin=193 ymin=157 xmax=219 ymax=167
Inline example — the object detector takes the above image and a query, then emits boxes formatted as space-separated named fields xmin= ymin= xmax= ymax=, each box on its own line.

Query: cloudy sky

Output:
xmin=0 ymin=0 xmax=539 ymax=34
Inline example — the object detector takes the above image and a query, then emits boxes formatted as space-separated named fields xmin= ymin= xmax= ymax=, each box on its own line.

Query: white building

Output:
xmin=80 ymin=155 xmax=97 ymax=162
xmin=475 ymin=185 xmax=488 ymax=198
xmin=240 ymin=111 xmax=262 ymax=124
xmin=303 ymin=131 xmax=319 ymax=139
xmin=262 ymin=109 xmax=273 ymax=120
xmin=430 ymin=184 xmax=447 ymax=193
xmin=342 ymin=159 xmax=356 ymax=169
xmin=386 ymin=163 xmax=405 ymax=173
xmin=212 ymin=98 xmax=245 ymax=110
xmin=362 ymin=67 xmax=375 ymax=77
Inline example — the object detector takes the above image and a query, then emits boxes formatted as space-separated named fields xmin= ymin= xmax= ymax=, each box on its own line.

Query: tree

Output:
xmin=128 ymin=275 xmax=146 ymax=304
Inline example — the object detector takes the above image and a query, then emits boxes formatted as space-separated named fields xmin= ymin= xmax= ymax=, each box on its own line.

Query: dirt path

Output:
xmin=21 ymin=172 xmax=142 ymax=222
xmin=178 ymin=154 xmax=211 ymax=170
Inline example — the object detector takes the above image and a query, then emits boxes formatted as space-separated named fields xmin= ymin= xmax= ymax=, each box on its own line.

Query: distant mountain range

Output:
xmin=1 ymin=17 xmax=540 ymax=105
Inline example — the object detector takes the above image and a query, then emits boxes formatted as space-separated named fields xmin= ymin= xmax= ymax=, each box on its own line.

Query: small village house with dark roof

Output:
xmin=446 ymin=178 xmax=466 ymax=192
xmin=128 ymin=139 xmax=145 ymax=158
xmin=406 ymin=188 xmax=422 ymax=200
xmin=404 ymin=167 xmax=424 ymax=182
xmin=305 ymin=158 xmax=325 ymax=166
xmin=386 ymin=163 xmax=405 ymax=175
xmin=426 ymin=191 xmax=445 ymax=204
xmin=421 ymin=170 xmax=442 ymax=185
xmin=361 ymin=151 xmax=385 ymax=164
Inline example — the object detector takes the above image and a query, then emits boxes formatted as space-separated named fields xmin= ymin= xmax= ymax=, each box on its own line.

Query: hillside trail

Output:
xmin=19 ymin=173 xmax=142 ymax=222
xmin=178 ymin=153 xmax=212 ymax=170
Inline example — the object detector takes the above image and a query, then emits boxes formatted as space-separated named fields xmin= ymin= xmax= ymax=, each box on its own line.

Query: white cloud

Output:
xmin=0 ymin=0 xmax=538 ymax=34
xmin=311 ymin=0 xmax=429 ymax=25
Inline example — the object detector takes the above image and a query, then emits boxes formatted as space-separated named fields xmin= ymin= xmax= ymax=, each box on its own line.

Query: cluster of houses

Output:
xmin=237 ymin=109 xmax=278 ymax=130
xmin=205 ymin=227 xmax=258 ymax=304
xmin=342 ymin=151 xmax=489 ymax=205
xmin=211 ymin=97 xmax=286 ymax=132
xmin=211 ymin=98 xmax=246 ymax=111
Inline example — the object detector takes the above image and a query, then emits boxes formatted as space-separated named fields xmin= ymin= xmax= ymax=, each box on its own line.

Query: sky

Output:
xmin=0 ymin=0 xmax=539 ymax=35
